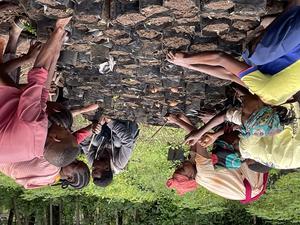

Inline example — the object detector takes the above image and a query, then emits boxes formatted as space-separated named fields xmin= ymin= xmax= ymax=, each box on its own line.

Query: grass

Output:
xmin=0 ymin=115 xmax=226 ymax=212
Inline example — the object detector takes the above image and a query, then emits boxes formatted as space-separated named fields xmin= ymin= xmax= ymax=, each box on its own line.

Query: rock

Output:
xmin=140 ymin=5 xmax=169 ymax=17
xmin=58 ymin=50 xmax=78 ymax=67
xmin=111 ymin=0 xmax=140 ymax=19
xmin=202 ymin=23 xmax=230 ymax=36
xmin=115 ymin=13 xmax=146 ymax=26
xmin=203 ymin=1 xmax=235 ymax=13
xmin=163 ymin=36 xmax=190 ymax=50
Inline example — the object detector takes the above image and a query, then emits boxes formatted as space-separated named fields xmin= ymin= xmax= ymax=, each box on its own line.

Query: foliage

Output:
xmin=247 ymin=172 xmax=300 ymax=223
xmin=1 ymin=124 xmax=300 ymax=224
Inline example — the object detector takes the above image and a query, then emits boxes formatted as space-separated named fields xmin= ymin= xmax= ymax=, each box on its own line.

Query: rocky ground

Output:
xmin=0 ymin=0 xmax=284 ymax=125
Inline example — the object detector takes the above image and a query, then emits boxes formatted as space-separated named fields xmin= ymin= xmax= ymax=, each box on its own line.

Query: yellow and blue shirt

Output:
xmin=240 ymin=44 xmax=300 ymax=106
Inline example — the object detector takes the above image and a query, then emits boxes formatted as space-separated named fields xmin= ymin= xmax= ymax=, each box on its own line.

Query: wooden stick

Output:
xmin=151 ymin=120 xmax=168 ymax=138
xmin=87 ymin=133 xmax=96 ymax=152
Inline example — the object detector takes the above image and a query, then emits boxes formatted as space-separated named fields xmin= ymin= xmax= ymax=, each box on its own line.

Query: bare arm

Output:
xmin=71 ymin=104 xmax=99 ymax=117
xmin=198 ymin=112 xmax=226 ymax=138
xmin=185 ymin=111 xmax=226 ymax=146
xmin=185 ymin=64 xmax=246 ymax=87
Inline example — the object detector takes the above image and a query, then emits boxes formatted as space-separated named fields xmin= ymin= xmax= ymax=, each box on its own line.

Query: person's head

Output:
xmin=166 ymin=160 xmax=198 ymax=195
xmin=92 ymin=153 xmax=113 ymax=187
xmin=47 ymin=102 xmax=73 ymax=130
xmin=60 ymin=160 xmax=90 ymax=189
xmin=174 ymin=160 xmax=197 ymax=180
xmin=44 ymin=123 xmax=80 ymax=167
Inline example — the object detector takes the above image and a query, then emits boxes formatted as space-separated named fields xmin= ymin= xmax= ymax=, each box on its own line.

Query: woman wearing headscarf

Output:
xmin=165 ymin=114 xmax=268 ymax=203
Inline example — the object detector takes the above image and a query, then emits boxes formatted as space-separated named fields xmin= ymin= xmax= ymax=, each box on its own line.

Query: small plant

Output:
xmin=23 ymin=21 xmax=37 ymax=36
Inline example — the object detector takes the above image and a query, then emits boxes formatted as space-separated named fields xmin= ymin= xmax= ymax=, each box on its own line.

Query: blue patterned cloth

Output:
xmin=241 ymin=107 xmax=283 ymax=138
xmin=211 ymin=140 xmax=241 ymax=170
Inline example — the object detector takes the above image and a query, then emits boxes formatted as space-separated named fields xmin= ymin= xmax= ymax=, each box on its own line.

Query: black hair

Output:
xmin=248 ymin=162 xmax=271 ymax=173
xmin=60 ymin=160 xmax=90 ymax=189
xmin=44 ymin=145 xmax=80 ymax=168
xmin=275 ymin=106 xmax=295 ymax=126
xmin=93 ymin=170 xmax=113 ymax=187
xmin=49 ymin=106 xmax=73 ymax=130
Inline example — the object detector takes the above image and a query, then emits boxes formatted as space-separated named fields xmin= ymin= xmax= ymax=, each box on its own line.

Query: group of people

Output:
xmin=0 ymin=0 xmax=300 ymax=204
xmin=0 ymin=16 xmax=139 ymax=190
xmin=166 ymin=1 xmax=300 ymax=203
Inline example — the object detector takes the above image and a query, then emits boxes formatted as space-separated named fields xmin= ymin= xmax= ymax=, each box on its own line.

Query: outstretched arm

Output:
xmin=185 ymin=63 xmax=246 ymax=87
xmin=167 ymin=51 xmax=249 ymax=82
xmin=71 ymin=103 xmax=99 ymax=117
xmin=185 ymin=111 xmax=226 ymax=146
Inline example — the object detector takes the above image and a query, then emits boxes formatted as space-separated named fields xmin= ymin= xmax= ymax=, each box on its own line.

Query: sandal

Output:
xmin=13 ymin=16 xmax=31 ymax=31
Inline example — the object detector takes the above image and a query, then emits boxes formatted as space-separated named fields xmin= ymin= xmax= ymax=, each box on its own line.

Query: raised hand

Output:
xmin=199 ymin=133 xmax=217 ymax=148
xmin=92 ymin=121 xmax=102 ymax=134
xmin=185 ymin=129 xmax=203 ymax=146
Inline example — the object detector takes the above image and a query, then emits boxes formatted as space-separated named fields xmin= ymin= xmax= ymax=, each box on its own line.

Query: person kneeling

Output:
xmin=0 ymin=158 xmax=90 ymax=190
xmin=80 ymin=117 xmax=139 ymax=187
xmin=165 ymin=114 xmax=268 ymax=204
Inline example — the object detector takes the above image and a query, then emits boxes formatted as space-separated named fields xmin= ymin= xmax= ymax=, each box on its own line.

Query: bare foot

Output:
xmin=55 ymin=16 xmax=72 ymax=30
xmin=10 ymin=20 xmax=23 ymax=35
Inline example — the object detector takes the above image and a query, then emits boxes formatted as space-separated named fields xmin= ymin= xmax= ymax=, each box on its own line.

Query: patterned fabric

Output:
xmin=195 ymin=153 xmax=266 ymax=201
xmin=211 ymin=140 xmax=241 ymax=170
xmin=239 ymin=102 xmax=300 ymax=170
xmin=241 ymin=106 xmax=283 ymax=138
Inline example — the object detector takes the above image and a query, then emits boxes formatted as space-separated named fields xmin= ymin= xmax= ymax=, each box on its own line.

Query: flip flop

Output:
xmin=13 ymin=16 xmax=31 ymax=31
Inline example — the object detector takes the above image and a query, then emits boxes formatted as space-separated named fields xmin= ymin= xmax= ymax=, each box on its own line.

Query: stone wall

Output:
xmin=0 ymin=0 xmax=284 ymax=124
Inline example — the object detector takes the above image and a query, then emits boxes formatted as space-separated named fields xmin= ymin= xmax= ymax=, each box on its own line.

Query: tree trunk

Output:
xmin=13 ymin=199 xmax=21 ymax=225
xmin=115 ymin=211 xmax=123 ymax=225
xmin=253 ymin=215 xmax=257 ymax=224
xmin=28 ymin=214 xmax=35 ymax=225
xmin=59 ymin=200 xmax=63 ymax=225
xmin=133 ymin=208 xmax=138 ymax=223
xmin=7 ymin=208 xmax=14 ymax=225
xmin=76 ymin=198 xmax=80 ymax=225
xmin=50 ymin=202 xmax=53 ymax=225
xmin=43 ymin=206 xmax=48 ymax=225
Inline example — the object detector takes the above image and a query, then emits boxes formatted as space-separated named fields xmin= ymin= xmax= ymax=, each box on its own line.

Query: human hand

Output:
xmin=99 ymin=116 xmax=111 ymax=125
xmin=185 ymin=129 xmax=203 ymax=146
xmin=92 ymin=121 xmax=102 ymax=134
xmin=26 ymin=41 xmax=42 ymax=60
xmin=199 ymin=133 xmax=217 ymax=148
